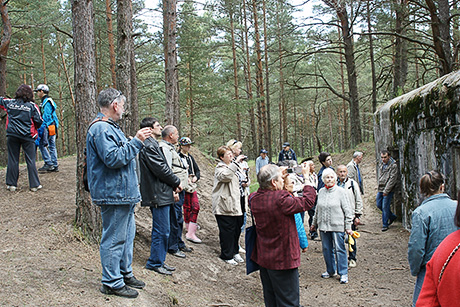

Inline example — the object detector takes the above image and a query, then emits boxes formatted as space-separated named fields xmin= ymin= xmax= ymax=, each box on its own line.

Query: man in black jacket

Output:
xmin=139 ymin=117 xmax=182 ymax=275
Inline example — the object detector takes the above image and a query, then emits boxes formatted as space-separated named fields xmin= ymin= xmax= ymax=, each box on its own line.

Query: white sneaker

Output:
xmin=348 ymin=259 xmax=357 ymax=268
xmin=233 ymin=254 xmax=244 ymax=263
xmin=30 ymin=185 xmax=43 ymax=192
xmin=7 ymin=185 xmax=17 ymax=192
xmin=239 ymin=246 xmax=246 ymax=254
xmin=340 ymin=274 xmax=349 ymax=284
xmin=223 ymin=258 xmax=238 ymax=265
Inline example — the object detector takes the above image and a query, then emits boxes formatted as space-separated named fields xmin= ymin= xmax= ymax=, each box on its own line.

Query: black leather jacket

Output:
xmin=139 ymin=137 xmax=180 ymax=207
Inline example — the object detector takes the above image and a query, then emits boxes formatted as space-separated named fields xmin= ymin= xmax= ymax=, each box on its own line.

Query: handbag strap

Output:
xmin=248 ymin=193 xmax=256 ymax=226
xmin=439 ymin=242 xmax=460 ymax=282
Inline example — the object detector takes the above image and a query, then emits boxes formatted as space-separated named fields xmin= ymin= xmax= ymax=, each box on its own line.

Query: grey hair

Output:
xmin=322 ymin=167 xmax=337 ymax=182
xmin=258 ymin=164 xmax=281 ymax=190
xmin=162 ymin=125 xmax=177 ymax=139
xmin=353 ymin=151 xmax=363 ymax=159
xmin=97 ymin=88 xmax=125 ymax=108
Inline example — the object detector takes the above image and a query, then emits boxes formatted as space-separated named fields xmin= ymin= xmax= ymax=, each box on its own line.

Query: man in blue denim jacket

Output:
xmin=86 ymin=88 xmax=152 ymax=299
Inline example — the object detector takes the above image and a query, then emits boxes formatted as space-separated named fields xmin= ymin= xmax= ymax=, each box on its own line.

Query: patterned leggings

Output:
xmin=183 ymin=191 xmax=200 ymax=223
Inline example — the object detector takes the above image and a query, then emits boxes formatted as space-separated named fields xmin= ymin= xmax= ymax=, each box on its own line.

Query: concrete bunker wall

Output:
xmin=374 ymin=70 xmax=460 ymax=229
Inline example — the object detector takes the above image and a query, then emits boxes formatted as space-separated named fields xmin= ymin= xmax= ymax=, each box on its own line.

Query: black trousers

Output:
xmin=260 ymin=267 xmax=300 ymax=307
xmin=215 ymin=214 xmax=243 ymax=260
xmin=6 ymin=136 xmax=40 ymax=188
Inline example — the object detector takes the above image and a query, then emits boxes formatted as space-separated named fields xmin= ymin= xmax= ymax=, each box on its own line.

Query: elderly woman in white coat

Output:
xmin=311 ymin=168 xmax=353 ymax=284
xmin=212 ymin=146 xmax=246 ymax=265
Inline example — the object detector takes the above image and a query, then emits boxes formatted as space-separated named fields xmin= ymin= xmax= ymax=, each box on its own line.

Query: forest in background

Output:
xmin=0 ymin=0 xmax=456 ymax=162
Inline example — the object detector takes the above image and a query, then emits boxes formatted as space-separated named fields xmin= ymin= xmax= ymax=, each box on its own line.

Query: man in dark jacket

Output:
xmin=139 ymin=117 xmax=182 ymax=275
xmin=250 ymin=164 xmax=316 ymax=306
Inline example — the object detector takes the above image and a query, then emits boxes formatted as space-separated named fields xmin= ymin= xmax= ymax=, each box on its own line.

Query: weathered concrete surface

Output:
xmin=374 ymin=70 xmax=460 ymax=229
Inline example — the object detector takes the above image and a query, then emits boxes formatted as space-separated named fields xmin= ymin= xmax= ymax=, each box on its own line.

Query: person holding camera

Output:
xmin=250 ymin=163 xmax=316 ymax=306
xmin=212 ymin=146 xmax=246 ymax=265
xmin=178 ymin=136 xmax=202 ymax=244
xmin=227 ymin=139 xmax=250 ymax=253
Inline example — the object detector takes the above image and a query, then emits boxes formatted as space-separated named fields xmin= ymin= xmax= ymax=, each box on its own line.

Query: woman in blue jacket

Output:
xmin=0 ymin=84 xmax=43 ymax=191
xmin=408 ymin=170 xmax=459 ymax=306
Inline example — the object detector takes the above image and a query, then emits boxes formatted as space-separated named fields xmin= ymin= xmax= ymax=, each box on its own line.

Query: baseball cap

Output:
xmin=34 ymin=84 xmax=49 ymax=93
xmin=282 ymin=142 xmax=290 ymax=148
xmin=260 ymin=149 xmax=268 ymax=154
xmin=179 ymin=137 xmax=194 ymax=146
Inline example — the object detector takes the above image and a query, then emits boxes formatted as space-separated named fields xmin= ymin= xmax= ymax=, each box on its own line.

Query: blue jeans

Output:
xmin=412 ymin=266 xmax=426 ymax=307
xmin=168 ymin=191 xmax=186 ymax=251
xmin=376 ymin=192 xmax=396 ymax=227
xmin=146 ymin=205 xmax=170 ymax=269
xmin=100 ymin=204 xmax=136 ymax=289
xmin=39 ymin=133 xmax=58 ymax=166
xmin=320 ymin=231 xmax=348 ymax=276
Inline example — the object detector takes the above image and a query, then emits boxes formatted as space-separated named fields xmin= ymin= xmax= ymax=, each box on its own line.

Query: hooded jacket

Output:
xmin=0 ymin=97 xmax=42 ymax=141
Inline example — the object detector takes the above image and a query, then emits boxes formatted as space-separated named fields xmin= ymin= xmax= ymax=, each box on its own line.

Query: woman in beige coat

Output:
xmin=212 ymin=146 xmax=245 ymax=265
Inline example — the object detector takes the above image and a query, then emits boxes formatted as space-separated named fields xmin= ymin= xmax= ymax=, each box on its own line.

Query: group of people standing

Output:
xmin=1 ymin=84 xmax=59 ymax=193
xmin=85 ymin=88 xmax=202 ymax=298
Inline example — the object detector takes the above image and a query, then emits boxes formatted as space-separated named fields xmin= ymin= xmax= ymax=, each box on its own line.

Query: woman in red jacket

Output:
xmin=416 ymin=193 xmax=460 ymax=306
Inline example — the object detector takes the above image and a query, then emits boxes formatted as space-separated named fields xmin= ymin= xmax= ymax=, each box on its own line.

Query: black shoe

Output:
xmin=163 ymin=263 xmax=176 ymax=271
xmin=38 ymin=164 xmax=54 ymax=172
xmin=49 ymin=165 xmax=59 ymax=172
xmin=382 ymin=226 xmax=389 ymax=232
xmin=146 ymin=266 xmax=172 ymax=275
xmin=389 ymin=215 xmax=397 ymax=226
xmin=179 ymin=246 xmax=193 ymax=252
xmin=100 ymin=284 xmax=138 ymax=298
xmin=124 ymin=276 xmax=145 ymax=289
xmin=168 ymin=250 xmax=186 ymax=258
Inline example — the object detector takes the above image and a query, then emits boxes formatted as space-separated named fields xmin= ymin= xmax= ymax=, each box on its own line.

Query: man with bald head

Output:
xmin=337 ymin=165 xmax=363 ymax=268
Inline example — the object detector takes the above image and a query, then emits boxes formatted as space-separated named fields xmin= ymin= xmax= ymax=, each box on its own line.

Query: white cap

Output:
xmin=34 ymin=84 xmax=49 ymax=93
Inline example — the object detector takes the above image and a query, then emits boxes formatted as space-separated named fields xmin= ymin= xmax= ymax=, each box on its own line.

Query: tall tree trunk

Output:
xmin=243 ymin=0 xmax=258 ymax=158
xmin=229 ymin=7 xmax=242 ymax=141
xmin=338 ymin=26 xmax=349 ymax=149
xmin=117 ymin=0 xmax=138 ymax=137
xmin=164 ymin=0 xmax=180 ymax=128
xmin=325 ymin=0 xmax=362 ymax=147
xmin=0 ymin=0 xmax=11 ymax=166
xmin=105 ymin=0 xmax=117 ymax=88
xmin=252 ymin=0 xmax=268 ymax=152
xmin=40 ymin=33 xmax=47 ymax=84
xmin=367 ymin=0 xmax=377 ymax=113
xmin=262 ymin=0 xmax=271 ymax=156
xmin=276 ymin=0 xmax=287 ymax=144
xmin=186 ymin=62 xmax=194 ymax=139
xmin=72 ymin=0 xmax=101 ymax=241
xmin=393 ymin=0 xmax=408 ymax=97
xmin=426 ymin=0 xmax=453 ymax=76
xmin=57 ymin=34 xmax=76 ymax=108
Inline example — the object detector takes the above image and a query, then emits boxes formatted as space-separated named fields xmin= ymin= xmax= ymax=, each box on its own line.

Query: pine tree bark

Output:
xmin=252 ymin=0 xmax=268 ymax=152
xmin=229 ymin=7 xmax=242 ymax=141
xmin=426 ymin=0 xmax=453 ymax=75
xmin=367 ymin=0 xmax=377 ymax=113
xmin=262 ymin=0 xmax=271 ymax=155
xmin=164 ymin=0 xmax=180 ymax=129
xmin=325 ymin=0 xmax=362 ymax=147
xmin=72 ymin=0 xmax=101 ymax=241
xmin=0 ymin=0 xmax=11 ymax=166
xmin=117 ymin=0 xmax=138 ymax=137
xmin=243 ymin=0 xmax=258 ymax=158
xmin=105 ymin=0 xmax=116 ymax=88
xmin=276 ymin=0 xmax=287 ymax=145
xmin=393 ymin=0 xmax=408 ymax=97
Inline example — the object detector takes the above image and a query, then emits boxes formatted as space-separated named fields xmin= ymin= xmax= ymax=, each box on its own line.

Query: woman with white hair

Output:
xmin=311 ymin=168 xmax=353 ymax=284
